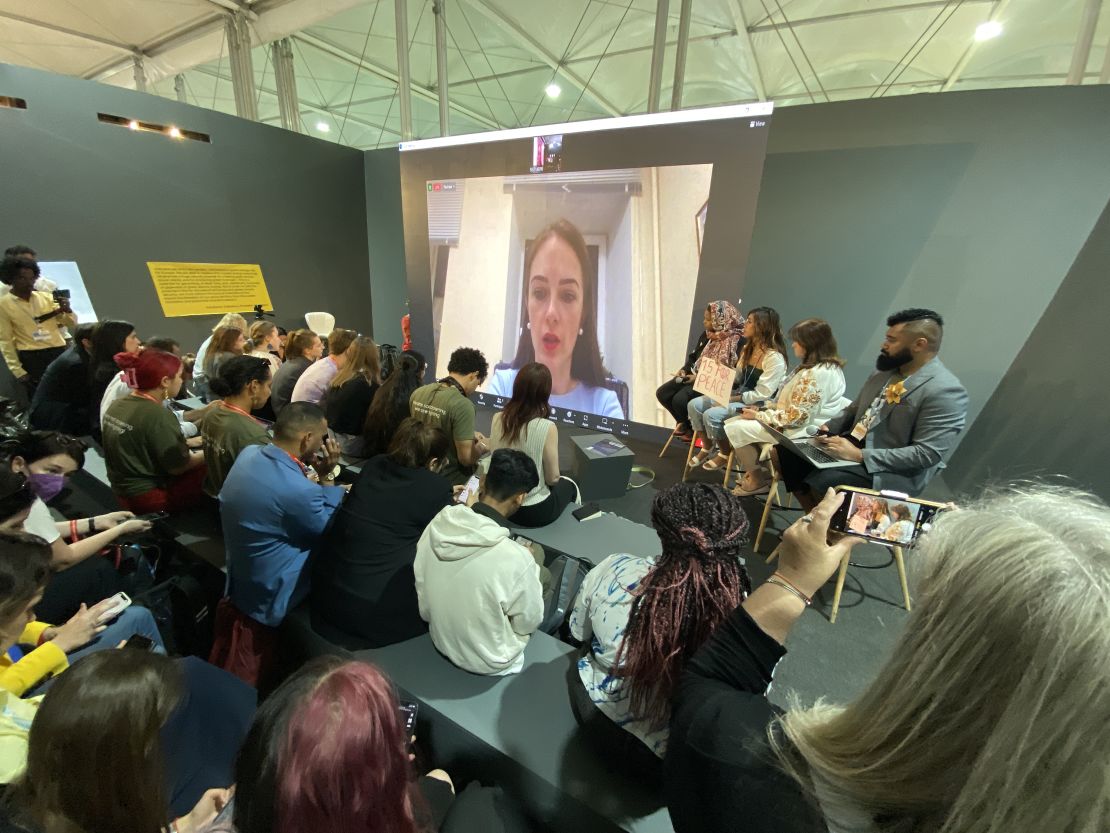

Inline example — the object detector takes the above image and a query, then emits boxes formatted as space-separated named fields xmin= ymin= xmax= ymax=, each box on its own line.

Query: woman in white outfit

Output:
xmin=726 ymin=318 xmax=849 ymax=497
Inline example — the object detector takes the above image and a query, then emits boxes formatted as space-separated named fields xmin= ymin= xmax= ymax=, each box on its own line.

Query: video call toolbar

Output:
xmin=474 ymin=392 xmax=632 ymax=438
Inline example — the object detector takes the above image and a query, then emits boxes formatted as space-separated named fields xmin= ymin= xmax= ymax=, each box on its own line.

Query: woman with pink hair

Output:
xmin=217 ymin=657 xmax=523 ymax=833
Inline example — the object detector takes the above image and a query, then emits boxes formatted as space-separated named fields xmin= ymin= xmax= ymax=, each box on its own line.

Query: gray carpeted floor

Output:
xmin=477 ymin=406 xmax=930 ymax=710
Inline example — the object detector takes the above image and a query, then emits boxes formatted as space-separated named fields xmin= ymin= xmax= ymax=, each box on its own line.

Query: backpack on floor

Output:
xmin=540 ymin=553 xmax=592 ymax=636
xmin=135 ymin=564 xmax=226 ymax=657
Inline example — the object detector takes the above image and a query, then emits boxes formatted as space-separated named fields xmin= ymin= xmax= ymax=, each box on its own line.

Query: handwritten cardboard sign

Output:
xmin=692 ymin=357 xmax=736 ymax=406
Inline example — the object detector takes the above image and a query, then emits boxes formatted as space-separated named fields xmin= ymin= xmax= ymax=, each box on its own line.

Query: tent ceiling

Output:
xmin=1 ymin=0 xmax=1107 ymax=149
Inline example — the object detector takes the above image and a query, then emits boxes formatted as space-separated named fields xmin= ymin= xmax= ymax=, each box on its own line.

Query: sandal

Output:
xmin=731 ymin=471 xmax=771 ymax=497
xmin=702 ymin=453 xmax=731 ymax=472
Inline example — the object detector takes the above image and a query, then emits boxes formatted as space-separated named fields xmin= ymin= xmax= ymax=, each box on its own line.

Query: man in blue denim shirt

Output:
xmin=219 ymin=402 xmax=345 ymax=628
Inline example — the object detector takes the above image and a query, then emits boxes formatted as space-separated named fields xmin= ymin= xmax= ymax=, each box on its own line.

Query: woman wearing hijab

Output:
xmin=656 ymin=301 xmax=745 ymax=440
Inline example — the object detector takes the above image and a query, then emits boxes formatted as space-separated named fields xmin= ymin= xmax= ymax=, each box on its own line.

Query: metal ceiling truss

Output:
xmin=7 ymin=0 xmax=1098 ymax=150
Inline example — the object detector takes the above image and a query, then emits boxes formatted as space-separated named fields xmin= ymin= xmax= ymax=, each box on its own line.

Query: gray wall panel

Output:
xmin=944 ymin=194 xmax=1110 ymax=500
xmin=0 ymin=62 xmax=371 ymax=373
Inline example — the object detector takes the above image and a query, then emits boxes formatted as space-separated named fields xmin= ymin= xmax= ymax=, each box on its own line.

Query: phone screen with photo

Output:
xmin=831 ymin=489 xmax=943 ymax=547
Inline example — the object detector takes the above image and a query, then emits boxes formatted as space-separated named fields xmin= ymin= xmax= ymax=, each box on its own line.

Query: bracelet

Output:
xmin=766 ymin=573 xmax=812 ymax=607
xmin=87 ymin=517 xmax=96 ymax=535
xmin=69 ymin=520 xmax=80 ymax=542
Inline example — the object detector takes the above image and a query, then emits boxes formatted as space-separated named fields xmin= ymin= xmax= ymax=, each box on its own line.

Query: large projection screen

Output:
xmin=399 ymin=107 xmax=773 ymax=439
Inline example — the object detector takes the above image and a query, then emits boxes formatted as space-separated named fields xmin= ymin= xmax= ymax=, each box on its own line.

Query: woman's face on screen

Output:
xmin=527 ymin=235 xmax=584 ymax=377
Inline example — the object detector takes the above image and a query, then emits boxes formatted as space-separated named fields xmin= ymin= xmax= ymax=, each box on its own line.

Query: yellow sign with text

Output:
xmin=146 ymin=262 xmax=273 ymax=318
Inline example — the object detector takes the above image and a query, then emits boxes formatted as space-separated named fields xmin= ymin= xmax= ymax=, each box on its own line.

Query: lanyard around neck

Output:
xmin=130 ymin=391 xmax=162 ymax=406
xmin=220 ymin=401 xmax=261 ymax=423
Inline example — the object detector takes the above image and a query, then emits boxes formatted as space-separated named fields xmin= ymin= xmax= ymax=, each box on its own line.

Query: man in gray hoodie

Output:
xmin=414 ymin=449 xmax=545 ymax=676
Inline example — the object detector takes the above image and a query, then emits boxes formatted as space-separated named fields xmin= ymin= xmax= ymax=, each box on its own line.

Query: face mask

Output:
xmin=27 ymin=472 xmax=66 ymax=503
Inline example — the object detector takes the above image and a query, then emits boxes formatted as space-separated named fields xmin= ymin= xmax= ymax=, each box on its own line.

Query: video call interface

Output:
xmin=408 ymin=110 xmax=772 ymax=436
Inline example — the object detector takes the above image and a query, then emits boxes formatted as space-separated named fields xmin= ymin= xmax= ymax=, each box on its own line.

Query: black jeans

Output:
xmin=568 ymin=663 xmax=663 ymax=788
xmin=510 ymin=478 xmax=578 ymax=528
xmin=18 ymin=345 xmax=66 ymax=388
xmin=777 ymin=442 xmax=873 ymax=496
xmin=655 ymin=378 xmax=699 ymax=425
xmin=36 ymin=555 xmax=125 ymax=624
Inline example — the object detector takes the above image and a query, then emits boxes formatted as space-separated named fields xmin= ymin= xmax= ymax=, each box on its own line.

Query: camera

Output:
xmin=52 ymin=288 xmax=70 ymax=302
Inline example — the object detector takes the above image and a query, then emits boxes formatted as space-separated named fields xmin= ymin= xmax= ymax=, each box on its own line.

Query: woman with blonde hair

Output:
xmin=666 ymin=485 xmax=1110 ymax=833
xmin=247 ymin=320 xmax=283 ymax=376
xmin=324 ymin=335 xmax=381 ymax=456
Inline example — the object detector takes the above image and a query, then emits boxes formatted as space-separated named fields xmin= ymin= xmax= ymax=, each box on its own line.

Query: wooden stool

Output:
xmin=753 ymin=468 xmax=792 ymax=553
xmin=659 ymin=426 xmax=683 ymax=458
xmin=765 ymin=543 xmax=911 ymax=623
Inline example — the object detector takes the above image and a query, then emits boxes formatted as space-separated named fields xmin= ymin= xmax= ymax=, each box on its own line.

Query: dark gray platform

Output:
xmin=510 ymin=502 xmax=661 ymax=566
xmin=359 ymin=631 xmax=672 ymax=833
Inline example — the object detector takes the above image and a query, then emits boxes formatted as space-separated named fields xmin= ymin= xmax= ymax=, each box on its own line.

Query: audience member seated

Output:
xmin=290 ymin=327 xmax=357 ymax=406
xmin=0 ymin=257 xmax=76 ymax=396
xmin=87 ymin=319 xmax=142 ymax=433
xmin=216 ymin=656 xmax=521 ymax=833
xmin=656 ymin=301 xmax=743 ymax=440
xmin=268 ymin=328 xmax=321 ymax=415
xmin=0 ymin=530 xmax=165 ymax=696
xmin=102 ymin=349 xmax=206 ymax=514
xmin=778 ymin=309 xmax=968 ymax=510
xmin=202 ymin=326 xmax=247 ymax=403
xmin=246 ymin=320 xmax=282 ymax=376
xmin=689 ymin=306 xmax=789 ymax=470
xmin=666 ymin=485 xmax=1110 ymax=833
xmin=311 ymin=418 xmax=453 ymax=650
xmin=27 ymin=323 xmax=95 ymax=435
xmin=100 ymin=337 xmax=213 ymax=439
xmin=414 ymin=449 xmax=545 ymax=676
xmin=409 ymin=346 xmax=489 ymax=487
xmin=322 ymin=335 xmax=381 ymax=457
xmin=200 ymin=356 xmax=272 ymax=497
xmin=210 ymin=403 xmax=344 ymax=686
xmin=273 ymin=326 xmax=287 ymax=360
xmin=194 ymin=312 xmax=249 ymax=402
xmin=0 ymin=649 xmax=256 ymax=830
xmin=723 ymin=318 xmax=848 ymax=497
xmin=487 ymin=362 xmax=579 ymax=527
xmin=361 ymin=351 xmax=425 ymax=458
xmin=0 ymin=429 xmax=149 ymax=622
xmin=569 ymin=483 xmax=750 ymax=779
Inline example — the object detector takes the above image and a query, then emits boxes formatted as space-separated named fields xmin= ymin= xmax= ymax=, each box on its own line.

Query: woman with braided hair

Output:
xmin=568 ymin=483 xmax=751 ymax=777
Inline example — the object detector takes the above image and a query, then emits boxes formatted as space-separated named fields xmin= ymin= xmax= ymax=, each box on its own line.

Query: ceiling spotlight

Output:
xmin=974 ymin=20 xmax=1003 ymax=41
xmin=167 ymin=126 xmax=182 ymax=138
xmin=545 ymin=82 xmax=561 ymax=99
xmin=315 ymin=121 xmax=331 ymax=133
xmin=128 ymin=119 xmax=139 ymax=130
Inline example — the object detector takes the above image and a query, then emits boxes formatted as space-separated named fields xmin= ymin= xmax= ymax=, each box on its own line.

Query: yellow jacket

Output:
xmin=0 ymin=621 xmax=68 ymax=696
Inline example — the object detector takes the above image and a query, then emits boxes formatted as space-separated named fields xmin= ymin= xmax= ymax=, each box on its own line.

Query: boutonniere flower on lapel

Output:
xmin=884 ymin=380 xmax=906 ymax=405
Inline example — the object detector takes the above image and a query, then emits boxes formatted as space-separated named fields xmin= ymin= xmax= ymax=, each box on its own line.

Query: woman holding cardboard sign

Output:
xmin=688 ymin=307 xmax=788 ymax=469
xmin=657 ymin=300 xmax=744 ymax=441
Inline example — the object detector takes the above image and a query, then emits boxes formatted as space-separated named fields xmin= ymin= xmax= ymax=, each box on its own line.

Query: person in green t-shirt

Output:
xmin=101 ymin=350 xmax=206 ymax=514
xmin=201 ymin=355 xmax=274 ymax=496
xmin=409 ymin=347 xmax=489 ymax=486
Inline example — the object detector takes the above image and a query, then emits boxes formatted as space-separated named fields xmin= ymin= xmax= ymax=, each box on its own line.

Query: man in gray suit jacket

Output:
xmin=777 ymin=309 xmax=968 ymax=510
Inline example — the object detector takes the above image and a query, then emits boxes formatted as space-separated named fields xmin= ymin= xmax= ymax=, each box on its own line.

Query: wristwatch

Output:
xmin=324 ymin=465 xmax=341 ymax=482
